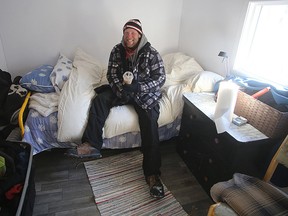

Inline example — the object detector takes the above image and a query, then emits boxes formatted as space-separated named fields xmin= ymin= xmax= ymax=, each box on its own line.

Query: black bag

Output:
xmin=0 ymin=70 xmax=12 ymax=108
xmin=0 ymin=70 xmax=28 ymax=141
xmin=0 ymin=141 xmax=35 ymax=216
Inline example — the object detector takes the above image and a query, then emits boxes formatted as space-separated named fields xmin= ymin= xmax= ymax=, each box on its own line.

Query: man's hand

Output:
xmin=123 ymin=80 xmax=139 ymax=92
xmin=111 ymin=90 xmax=131 ymax=107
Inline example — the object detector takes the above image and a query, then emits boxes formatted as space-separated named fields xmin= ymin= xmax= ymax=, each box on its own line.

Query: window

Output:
xmin=233 ymin=1 xmax=288 ymax=88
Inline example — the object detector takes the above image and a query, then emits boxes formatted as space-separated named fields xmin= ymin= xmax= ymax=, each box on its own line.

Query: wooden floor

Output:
xmin=32 ymin=139 xmax=213 ymax=216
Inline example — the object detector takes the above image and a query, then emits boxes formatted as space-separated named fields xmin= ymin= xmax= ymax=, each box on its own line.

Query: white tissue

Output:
xmin=214 ymin=81 xmax=239 ymax=133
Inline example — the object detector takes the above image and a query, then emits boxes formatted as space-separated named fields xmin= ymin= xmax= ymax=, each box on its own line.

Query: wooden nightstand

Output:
xmin=177 ymin=92 xmax=276 ymax=194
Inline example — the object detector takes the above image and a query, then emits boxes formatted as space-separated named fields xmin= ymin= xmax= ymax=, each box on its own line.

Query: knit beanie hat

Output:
xmin=123 ymin=19 xmax=142 ymax=35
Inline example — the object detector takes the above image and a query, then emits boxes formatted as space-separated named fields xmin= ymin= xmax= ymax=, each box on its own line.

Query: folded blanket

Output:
xmin=29 ymin=92 xmax=59 ymax=117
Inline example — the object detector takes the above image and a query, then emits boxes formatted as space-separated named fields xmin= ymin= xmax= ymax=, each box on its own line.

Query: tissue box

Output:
xmin=234 ymin=90 xmax=288 ymax=139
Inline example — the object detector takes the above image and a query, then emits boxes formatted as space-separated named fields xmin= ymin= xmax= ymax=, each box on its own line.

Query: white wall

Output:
xmin=0 ymin=36 xmax=7 ymax=71
xmin=0 ymin=0 xmax=263 ymax=78
xmin=0 ymin=0 xmax=182 ymax=77
xmin=179 ymin=0 xmax=249 ymax=77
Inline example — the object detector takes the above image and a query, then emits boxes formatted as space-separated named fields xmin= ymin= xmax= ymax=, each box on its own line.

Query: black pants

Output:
xmin=82 ymin=88 xmax=161 ymax=177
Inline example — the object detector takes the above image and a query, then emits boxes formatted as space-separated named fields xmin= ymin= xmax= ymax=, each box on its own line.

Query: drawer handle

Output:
xmin=189 ymin=114 xmax=197 ymax=119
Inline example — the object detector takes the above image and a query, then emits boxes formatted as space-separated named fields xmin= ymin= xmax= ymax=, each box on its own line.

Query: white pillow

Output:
xmin=158 ymin=93 xmax=174 ymax=126
xmin=57 ymin=48 xmax=104 ymax=142
xmin=162 ymin=52 xmax=204 ymax=87
xmin=20 ymin=65 xmax=55 ymax=93
xmin=193 ymin=71 xmax=224 ymax=92
xmin=50 ymin=53 xmax=73 ymax=93
xmin=165 ymin=84 xmax=186 ymax=120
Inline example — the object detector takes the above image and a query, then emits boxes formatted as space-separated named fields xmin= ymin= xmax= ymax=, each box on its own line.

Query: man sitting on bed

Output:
xmin=67 ymin=19 xmax=166 ymax=198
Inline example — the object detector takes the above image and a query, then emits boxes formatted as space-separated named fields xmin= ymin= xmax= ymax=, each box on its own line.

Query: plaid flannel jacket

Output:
xmin=107 ymin=42 xmax=166 ymax=110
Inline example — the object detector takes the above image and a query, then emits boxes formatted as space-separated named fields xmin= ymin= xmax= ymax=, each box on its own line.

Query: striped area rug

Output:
xmin=84 ymin=150 xmax=188 ymax=216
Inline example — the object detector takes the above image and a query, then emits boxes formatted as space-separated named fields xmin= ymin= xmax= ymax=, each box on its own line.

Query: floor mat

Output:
xmin=84 ymin=150 xmax=188 ymax=216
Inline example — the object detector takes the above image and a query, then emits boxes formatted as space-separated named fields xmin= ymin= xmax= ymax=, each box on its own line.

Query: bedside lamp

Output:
xmin=218 ymin=51 xmax=230 ymax=78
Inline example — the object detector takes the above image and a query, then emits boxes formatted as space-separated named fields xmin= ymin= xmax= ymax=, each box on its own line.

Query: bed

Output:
xmin=19 ymin=49 xmax=224 ymax=155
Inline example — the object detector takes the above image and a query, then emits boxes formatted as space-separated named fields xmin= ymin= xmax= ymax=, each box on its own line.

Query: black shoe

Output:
xmin=145 ymin=175 xmax=164 ymax=198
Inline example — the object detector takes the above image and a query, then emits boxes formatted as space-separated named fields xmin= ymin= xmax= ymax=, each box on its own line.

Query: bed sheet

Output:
xmin=22 ymin=108 xmax=181 ymax=155
xmin=22 ymin=109 xmax=75 ymax=155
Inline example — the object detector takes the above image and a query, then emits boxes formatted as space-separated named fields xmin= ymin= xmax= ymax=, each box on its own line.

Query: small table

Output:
xmin=183 ymin=92 xmax=268 ymax=142
xmin=177 ymin=92 xmax=274 ymax=194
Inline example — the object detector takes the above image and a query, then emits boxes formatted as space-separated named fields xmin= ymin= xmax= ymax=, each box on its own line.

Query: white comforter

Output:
xmin=54 ymin=50 xmax=223 ymax=143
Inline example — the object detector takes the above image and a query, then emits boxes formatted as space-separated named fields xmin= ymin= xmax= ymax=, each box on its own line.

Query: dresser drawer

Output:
xmin=180 ymin=102 xmax=217 ymax=138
